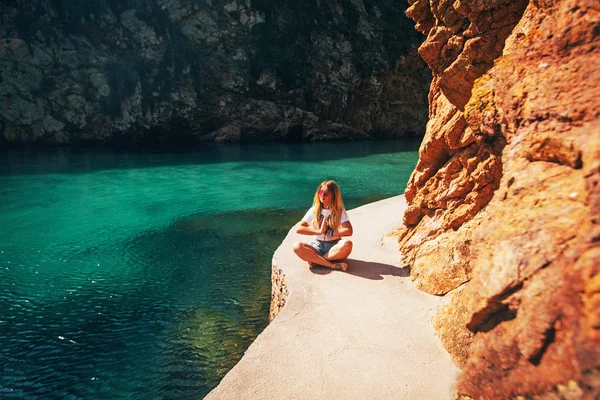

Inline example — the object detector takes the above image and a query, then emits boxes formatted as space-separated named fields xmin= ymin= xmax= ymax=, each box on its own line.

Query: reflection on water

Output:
xmin=0 ymin=140 xmax=419 ymax=398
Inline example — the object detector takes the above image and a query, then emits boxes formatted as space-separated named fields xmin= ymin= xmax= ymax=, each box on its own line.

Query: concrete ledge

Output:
xmin=206 ymin=195 xmax=458 ymax=399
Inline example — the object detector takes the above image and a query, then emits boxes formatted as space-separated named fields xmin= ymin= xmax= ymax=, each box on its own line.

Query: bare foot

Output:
xmin=330 ymin=262 xmax=348 ymax=272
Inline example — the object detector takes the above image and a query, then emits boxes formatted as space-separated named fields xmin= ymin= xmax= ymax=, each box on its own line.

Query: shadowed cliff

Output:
xmin=0 ymin=0 xmax=430 ymax=147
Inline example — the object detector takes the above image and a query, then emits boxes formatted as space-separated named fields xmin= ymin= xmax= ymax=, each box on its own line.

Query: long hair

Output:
xmin=311 ymin=180 xmax=345 ymax=230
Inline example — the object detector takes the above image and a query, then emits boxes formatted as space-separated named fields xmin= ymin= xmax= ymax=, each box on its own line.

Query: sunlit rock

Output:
xmin=401 ymin=0 xmax=600 ymax=397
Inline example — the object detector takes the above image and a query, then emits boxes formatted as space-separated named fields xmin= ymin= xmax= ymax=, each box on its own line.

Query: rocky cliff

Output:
xmin=399 ymin=0 xmax=599 ymax=398
xmin=0 ymin=0 xmax=430 ymax=147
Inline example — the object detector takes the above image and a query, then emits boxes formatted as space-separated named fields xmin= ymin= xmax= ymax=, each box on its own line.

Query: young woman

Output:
xmin=292 ymin=180 xmax=353 ymax=271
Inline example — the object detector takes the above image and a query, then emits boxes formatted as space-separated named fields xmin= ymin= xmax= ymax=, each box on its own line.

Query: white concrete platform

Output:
xmin=206 ymin=195 xmax=458 ymax=399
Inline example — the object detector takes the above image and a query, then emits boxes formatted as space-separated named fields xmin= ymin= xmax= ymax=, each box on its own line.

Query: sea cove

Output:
xmin=0 ymin=139 xmax=419 ymax=399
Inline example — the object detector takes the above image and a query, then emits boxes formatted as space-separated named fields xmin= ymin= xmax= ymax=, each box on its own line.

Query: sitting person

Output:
xmin=292 ymin=180 xmax=353 ymax=271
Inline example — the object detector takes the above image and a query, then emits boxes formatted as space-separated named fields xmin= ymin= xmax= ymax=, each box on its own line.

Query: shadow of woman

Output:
xmin=310 ymin=258 xmax=410 ymax=280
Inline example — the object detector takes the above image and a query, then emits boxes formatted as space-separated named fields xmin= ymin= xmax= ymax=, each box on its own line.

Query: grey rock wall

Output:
xmin=1 ymin=0 xmax=430 ymax=146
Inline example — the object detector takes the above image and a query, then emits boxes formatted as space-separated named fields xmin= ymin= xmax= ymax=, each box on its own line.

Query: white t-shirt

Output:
xmin=301 ymin=206 xmax=350 ymax=241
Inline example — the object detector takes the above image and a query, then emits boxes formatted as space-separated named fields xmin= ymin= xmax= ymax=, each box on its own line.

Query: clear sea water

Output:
xmin=0 ymin=139 xmax=420 ymax=399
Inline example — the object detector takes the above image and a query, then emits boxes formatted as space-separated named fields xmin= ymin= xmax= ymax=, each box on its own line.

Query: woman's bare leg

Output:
xmin=292 ymin=242 xmax=334 ymax=268
xmin=324 ymin=239 xmax=353 ymax=262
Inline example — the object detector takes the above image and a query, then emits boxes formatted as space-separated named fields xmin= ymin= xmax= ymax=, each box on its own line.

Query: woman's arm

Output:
xmin=296 ymin=219 xmax=328 ymax=236
xmin=334 ymin=221 xmax=353 ymax=237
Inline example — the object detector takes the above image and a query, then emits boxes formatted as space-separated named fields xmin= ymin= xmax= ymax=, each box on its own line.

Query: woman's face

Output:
xmin=318 ymin=185 xmax=332 ymax=207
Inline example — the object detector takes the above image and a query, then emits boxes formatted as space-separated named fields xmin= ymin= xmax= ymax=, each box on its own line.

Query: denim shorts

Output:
xmin=309 ymin=239 xmax=340 ymax=256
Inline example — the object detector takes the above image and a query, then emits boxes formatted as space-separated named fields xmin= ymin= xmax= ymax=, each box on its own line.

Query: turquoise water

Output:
xmin=0 ymin=140 xmax=420 ymax=399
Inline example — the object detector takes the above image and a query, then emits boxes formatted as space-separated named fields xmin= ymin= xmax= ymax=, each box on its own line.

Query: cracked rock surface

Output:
xmin=398 ymin=0 xmax=600 ymax=397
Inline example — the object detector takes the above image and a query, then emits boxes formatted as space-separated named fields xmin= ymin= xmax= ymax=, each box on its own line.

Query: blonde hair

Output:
xmin=311 ymin=180 xmax=345 ymax=230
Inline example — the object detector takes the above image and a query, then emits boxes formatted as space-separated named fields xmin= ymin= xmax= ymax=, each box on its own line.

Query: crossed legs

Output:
xmin=292 ymin=240 xmax=353 ymax=271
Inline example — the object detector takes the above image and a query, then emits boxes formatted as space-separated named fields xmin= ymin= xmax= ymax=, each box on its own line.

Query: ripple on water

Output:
xmin=0 ymin=141 xmax=419 ymax=398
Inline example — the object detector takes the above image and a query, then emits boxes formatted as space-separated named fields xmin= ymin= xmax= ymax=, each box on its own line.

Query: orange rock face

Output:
xmin=401 ymin=0 xmax=600 ymax=397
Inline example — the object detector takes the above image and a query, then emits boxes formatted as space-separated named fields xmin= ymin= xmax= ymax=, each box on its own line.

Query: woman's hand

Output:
xmin=319 ymin=217 xmax=329 ymax=235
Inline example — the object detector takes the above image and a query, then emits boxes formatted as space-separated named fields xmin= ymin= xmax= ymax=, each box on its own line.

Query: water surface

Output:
xmin=0 ymin=140 xmax=420 ymax=399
